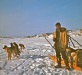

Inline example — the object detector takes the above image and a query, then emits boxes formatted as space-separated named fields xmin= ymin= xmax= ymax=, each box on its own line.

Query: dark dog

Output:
xmin=19 ymin=44 xmax=25 ymax=52
xmin=10 ymin=43 xmax=18 ymax=58
xmin=13 ymin=42 xmax=20 ymax=57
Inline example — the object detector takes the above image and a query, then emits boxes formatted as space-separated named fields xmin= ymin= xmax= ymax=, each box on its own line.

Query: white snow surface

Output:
xmin=0 ymin=36 xmax=82 ymax=75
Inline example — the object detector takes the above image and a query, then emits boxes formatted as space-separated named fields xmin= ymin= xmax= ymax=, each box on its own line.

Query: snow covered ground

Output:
xmin=0 ymin=36 xmax=82 ymax=75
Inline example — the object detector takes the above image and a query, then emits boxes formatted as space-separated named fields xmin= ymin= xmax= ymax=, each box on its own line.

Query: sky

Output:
xmin=0 ymin=0 xmax=82 ymax=37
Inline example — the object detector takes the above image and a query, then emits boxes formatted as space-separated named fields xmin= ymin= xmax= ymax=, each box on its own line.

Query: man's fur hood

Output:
xmin=60 ymin=27 xmax=66 ymax=32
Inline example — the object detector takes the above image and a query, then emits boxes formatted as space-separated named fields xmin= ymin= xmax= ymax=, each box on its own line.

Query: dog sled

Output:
xmin=44 ymin=35 xmax=82 ymax=71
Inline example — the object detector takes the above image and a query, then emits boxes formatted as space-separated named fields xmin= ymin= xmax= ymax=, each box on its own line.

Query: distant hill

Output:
xmin=1 ymin=29 xmax=82 ymax=38
xmin=68 ymin=29 xmax=82 ymax=36
xmin=25 ymin=29 xmax=82 ymax=38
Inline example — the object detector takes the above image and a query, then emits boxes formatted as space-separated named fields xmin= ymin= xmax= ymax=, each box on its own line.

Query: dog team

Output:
xmin=3 ymin=42 xmax=25 ymax=60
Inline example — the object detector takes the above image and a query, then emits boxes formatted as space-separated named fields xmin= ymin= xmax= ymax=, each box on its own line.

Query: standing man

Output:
xmin=53 ymin=22 xmax=70 ymax=69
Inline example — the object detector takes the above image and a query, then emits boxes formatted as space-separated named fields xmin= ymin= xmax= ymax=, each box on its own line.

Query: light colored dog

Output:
xmin=3 ymin=45 xmax=14 ymax=60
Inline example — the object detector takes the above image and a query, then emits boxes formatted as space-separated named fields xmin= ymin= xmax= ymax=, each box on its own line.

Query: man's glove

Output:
xmin=53 ymin=38 xmax=56 ymax=42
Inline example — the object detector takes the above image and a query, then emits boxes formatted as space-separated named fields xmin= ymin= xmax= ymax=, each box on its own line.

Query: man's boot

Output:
xmin=55 ymin=65 xmax=61 ymax=68
xmin=55 ymin=57 xmax=61 ymax=68
xmin=64 ymin=59 xmax=70 ymax=69
xmin=65 ymin=65 xmax=70 ymax=69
